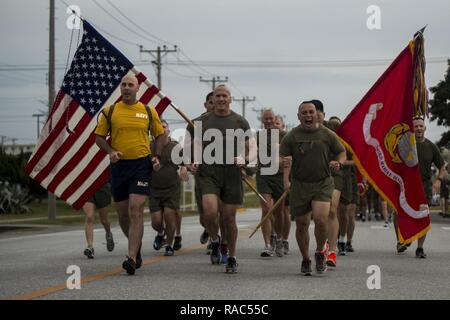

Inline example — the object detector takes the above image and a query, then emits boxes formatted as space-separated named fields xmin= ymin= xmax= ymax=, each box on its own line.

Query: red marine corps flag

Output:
xmin=26 ymin=20 xmax=173 ymax=210
xmin=337 ymin=29 xmax=430 ymax=244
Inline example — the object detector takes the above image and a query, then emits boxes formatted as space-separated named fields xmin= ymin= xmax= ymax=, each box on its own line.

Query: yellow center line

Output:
xmin=4 ymin=243 xmax=205 ymax=300
xmin=4 ymin=227 xmax=255 ymax=300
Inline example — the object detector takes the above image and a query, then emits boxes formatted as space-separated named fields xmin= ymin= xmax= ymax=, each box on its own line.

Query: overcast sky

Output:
xmin=0 ymin=0 xmax=449 ymax=144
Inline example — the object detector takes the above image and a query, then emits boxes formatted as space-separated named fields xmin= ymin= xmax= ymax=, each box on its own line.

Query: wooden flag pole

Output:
xmin=169 ymin=103 xmax=195 ymax=128
xmin=249 ymin=190 xmax=289 ymax=239
xmin=241 ymin=172 xmax=268 ymax=204
xmin=142 ymin=78 xmax=196 ymax=128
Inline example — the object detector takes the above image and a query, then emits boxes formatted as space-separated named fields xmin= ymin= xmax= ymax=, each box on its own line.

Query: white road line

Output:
xmin=370 ymin=226 xmax=391 ymax=230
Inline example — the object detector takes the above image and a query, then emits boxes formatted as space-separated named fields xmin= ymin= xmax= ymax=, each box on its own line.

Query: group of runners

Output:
xmin=80 ymin=74 xmax=446 ymax=276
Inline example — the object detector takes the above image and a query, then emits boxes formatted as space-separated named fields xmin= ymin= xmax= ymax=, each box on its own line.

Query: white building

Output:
xmin=1 ymin=144 xmax=35 ymax=155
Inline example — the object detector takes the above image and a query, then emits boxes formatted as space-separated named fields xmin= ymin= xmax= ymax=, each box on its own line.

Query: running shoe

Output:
xmin=105 ymin=232 xmax=114 ymax=252
xmin=122 ymin=257 xmax=136 ymax=275
xmin=173 ymin=235 xmax=182 ymax=251
xmin=301 ymin=259 xmax=312 ymax=276
xmin=275 ymin=239 xmax=284 ymax=257
xmin=210 ymin=236 xmax=221 ymax=265
xmin=345 ymin=242 xmax=354 ymax=252
xmin=415 ymin=247 xmax=427 ymax=259
xmin=200 ymin=229 xmax=209 ymax=244
xmin=165 ymin=246 xmax=174 ymax=256
xmin=206 ymin=240 xmax=212 ymax=255
xmin=225 ymin=256 xmax=238 ymax=274
xmin=326 ymin=251 xmax=337 ymax=268
xmin=396 ymin=241 xmax=408 ymax=253
xmin=260 ymin=245 xmax=274 ymax=257
xmin=270 ymin=233 xmax=277 ymax=249
xmin=315 ymin=251 xmax=327 ymax=274
xmin=338 ymin=242 xmax=346 ymax=256
xmin=153 ymin=233 xmax=165 ymax=251
xmin=283 ymin=240 xmax=290 ymax=255
xmin=83 ymin=247 xmax=94 ymax=259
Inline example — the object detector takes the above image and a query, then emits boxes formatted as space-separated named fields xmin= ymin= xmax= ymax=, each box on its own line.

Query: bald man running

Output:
xmin=96 ymin=74 xmax=165 ymax=275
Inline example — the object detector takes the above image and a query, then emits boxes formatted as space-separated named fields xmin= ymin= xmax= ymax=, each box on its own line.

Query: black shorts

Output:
xmin=110 ymin=156 xmax=152 ymax=202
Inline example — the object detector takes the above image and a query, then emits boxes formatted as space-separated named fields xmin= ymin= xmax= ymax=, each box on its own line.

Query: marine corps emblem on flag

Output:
xmin=384 ymin=122 xmax=418 ymax=167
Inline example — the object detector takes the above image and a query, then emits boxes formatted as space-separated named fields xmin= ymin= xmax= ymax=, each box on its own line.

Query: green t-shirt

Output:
xmin=416 ymin=138 xmax=444 ymax=182
xmin=151 ymin=139 xmax=180 ymax=189
xmin=188 ymin=110 xmax=252 ymax=164
xmin=280 ymin=124 xmax=345 ymax=183
xmin=323 ymin=121 xmax=344 ymax=178
xmin=257 ymin=129 xmax=287 ymax=174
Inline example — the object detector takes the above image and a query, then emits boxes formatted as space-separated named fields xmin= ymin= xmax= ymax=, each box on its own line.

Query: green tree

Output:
xmin=429 ymin=59 xmax=450 ymax=147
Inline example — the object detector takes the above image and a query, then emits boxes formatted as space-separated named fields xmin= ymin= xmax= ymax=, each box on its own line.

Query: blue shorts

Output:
xmin=110 ymin=156 xmax=152 ymax=202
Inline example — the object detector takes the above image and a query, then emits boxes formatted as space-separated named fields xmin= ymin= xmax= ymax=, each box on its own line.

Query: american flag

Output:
xmin=26 ymin=20 xmax=172 ymax=209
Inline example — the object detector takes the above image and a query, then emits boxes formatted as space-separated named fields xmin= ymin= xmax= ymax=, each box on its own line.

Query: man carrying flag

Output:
xmin=96 ymin=74 xmax=165 ymax=275
xmin=26 ymin=19 xmax=175 ymax=274
xmin=394 ymin=116 xmax=446 ymax=257
xmin=336 ymin=29 xmax=434 ymax=250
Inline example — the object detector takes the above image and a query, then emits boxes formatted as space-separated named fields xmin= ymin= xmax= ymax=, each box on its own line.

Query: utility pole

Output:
xmin=199 ymin=76 xmax=228 ymax=91
xmin=0 ymin=135 xmax=6 ymax=151
xmin=233 ymin=96 xmax=255 ymax=118
xmin=140 ymin=45 xmax=178 ymax=89
xmin=32 ymin=113 xmax=46 ymax=139
xmin=252 ymin=107 xmax=265 ymax=129
xmin=48 ymin=0 xmax=56 ymax=220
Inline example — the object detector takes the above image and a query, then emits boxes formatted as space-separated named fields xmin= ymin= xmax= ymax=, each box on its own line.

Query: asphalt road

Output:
xmin=0 ymin=209 xmax=449 ymax=300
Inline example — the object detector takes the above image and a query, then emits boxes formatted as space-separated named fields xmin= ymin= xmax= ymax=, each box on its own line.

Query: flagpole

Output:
xmin=413 ymin=25 xmax=427 ymax=39
xmin=141 ymin=78 xmax=195 ymax=128
xmin=241 ymin=170 xmax=268 ymax=204
xmin=249 ymin=190 xmax=289 ymax=239
xmin=48 ymin=0 xmax=56 ymax=220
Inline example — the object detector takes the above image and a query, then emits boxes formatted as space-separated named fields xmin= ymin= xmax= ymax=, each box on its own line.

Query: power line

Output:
xmin=164 ymin=57 xmax=449 ymax=68
xmin=92 ymin=0 xmax=161 ymax=46
xmin=163 ymin=64 xmax=199 ymax=79
xmin=2 ymin=56 xmax=447 ymax=71
xmin=105 ymin=0 xmax=174 ymax=46
xmin=177 ymin=49 xmax=215 ymax=77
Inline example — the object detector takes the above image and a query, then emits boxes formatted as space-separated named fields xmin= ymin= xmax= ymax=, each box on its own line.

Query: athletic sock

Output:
xmin=211 ymin=237 xmax=220 ymax=243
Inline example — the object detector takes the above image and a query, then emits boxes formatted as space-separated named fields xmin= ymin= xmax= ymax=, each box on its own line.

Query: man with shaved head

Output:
xmin=188 ymin=84 xmax=257 ymax=273
xmin=280 ymin=101 xmax=346 ymax=275
xmin=95 ymin=74 xmax=165 ymax=275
